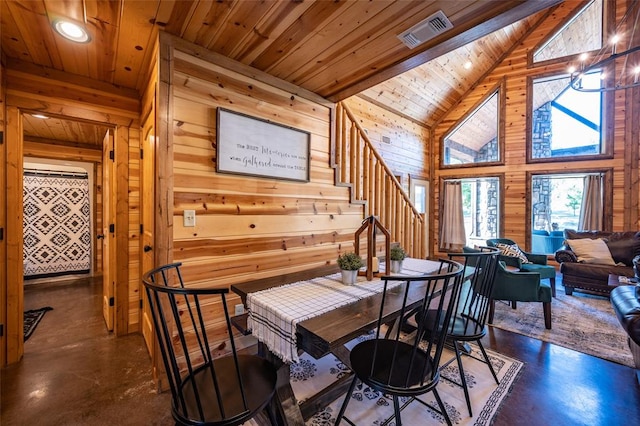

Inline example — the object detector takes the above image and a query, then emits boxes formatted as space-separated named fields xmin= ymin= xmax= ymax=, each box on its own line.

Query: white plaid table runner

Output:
xmin=247 ymin=258 xmax=442 ymax=363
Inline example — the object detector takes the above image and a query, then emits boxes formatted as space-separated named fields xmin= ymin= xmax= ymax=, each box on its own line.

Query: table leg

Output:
xmin=299 ymin=345 xmax=353 ymax=421
xmin=259 ymin=342 xmax=305 ymax=426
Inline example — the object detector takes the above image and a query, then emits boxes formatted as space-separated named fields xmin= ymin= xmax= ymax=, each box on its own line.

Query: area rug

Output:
xmin=291 ymin=338 xmax=523 ymax=425
xmin=24 ymin=307 xmax=53 ymax=342
xmin=489 ymin=283 xmax=634 ymax=368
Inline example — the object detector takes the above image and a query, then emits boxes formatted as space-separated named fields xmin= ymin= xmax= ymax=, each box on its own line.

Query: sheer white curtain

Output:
xmin=440 ymin=181 xmax=466 ymax=250
xmin=578 ymin=174 xmax=603 ymax=231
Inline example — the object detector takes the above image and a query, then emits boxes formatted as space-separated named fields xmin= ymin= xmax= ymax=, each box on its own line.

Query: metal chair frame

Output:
xmin=335 ymin=258 xmax=465 ymax=426
xmin=143 ymin=262 xmax=277 ymax=426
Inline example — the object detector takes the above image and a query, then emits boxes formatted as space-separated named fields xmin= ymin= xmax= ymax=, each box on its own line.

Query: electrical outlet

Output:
xmin=183 ymin=210 xmax=196 ymax=227
xmin=234 ymin=304 xmax=245 ymax=316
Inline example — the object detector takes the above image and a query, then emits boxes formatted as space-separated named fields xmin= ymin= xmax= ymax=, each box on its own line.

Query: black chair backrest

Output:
xmin=142 ymin=262 xmax=258 ymax=425
xmin=446 ymin=246 xmax=501 ymax=337
xmin=365 ymin=258 xmax=464 ymax=392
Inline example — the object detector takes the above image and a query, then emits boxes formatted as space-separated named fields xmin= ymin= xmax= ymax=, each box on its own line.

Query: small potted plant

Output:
xmin=337 ymin=252 xmax=364 ymax=285
xmin=389 ymin=245 xmax=407 ymax=273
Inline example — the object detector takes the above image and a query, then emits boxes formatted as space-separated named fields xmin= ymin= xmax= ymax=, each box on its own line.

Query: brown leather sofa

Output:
xmin=554 ymin=229 xmax=640 ymax=295
xmin=610 ymin=286 xmax=640 ymax=383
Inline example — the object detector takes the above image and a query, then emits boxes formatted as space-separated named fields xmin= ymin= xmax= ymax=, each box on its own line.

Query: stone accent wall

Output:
xmin=476 ymin=137 xmax=498 ymax=162
xmin=531 ymin=102 xmax=552 ymax=159
xmin=532 ymin=176 xmax=552 ymax=230
xmin=468 ymin=178 xmax=499 ymax=239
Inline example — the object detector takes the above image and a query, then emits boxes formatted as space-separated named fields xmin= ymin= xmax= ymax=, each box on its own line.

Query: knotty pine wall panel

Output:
xmin=432 ymin=1 xmax=634 ymax=258
xmin=127 ymin=130 xmax=141 ymax=332
xmin=0 ymin=61 xmax=6 ymax=367
xmin=168 ymin=46 xmax=364 ymax=291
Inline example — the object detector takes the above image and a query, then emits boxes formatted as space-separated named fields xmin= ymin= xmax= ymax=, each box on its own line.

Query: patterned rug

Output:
xmin=489 ymin=283 xmax=634 ymax=368
xmin=290 ymin=338 xmax=523 ymax=425
xmin=24 ymin=307 xmax=53 ymax=342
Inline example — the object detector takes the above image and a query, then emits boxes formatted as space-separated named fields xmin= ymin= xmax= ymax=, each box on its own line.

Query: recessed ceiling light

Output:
xmin=31 ymin=114 xmax=50 ymax=119
xmin=463 ymin=61 xmax=472 ymax=70
xmin=53 ymin=19 xmax=90 ymax=43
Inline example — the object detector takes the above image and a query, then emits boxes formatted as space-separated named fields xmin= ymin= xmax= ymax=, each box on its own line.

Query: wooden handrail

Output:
xmin=334 ymin=102 xmax=427 ymax=259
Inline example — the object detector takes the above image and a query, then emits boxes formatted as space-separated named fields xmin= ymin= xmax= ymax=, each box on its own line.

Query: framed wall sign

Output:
xmin=216 ymin=108 xmax=311 ymax=182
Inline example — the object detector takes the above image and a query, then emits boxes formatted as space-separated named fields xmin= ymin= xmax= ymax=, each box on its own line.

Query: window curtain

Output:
xmin=440 ymin=181 xmax=466 ymax=250
xmin=578 ymin=174 xmax=602 ymax=231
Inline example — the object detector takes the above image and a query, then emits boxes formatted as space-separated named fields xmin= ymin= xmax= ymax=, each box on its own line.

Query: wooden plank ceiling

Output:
xmin=2 ymin=0 xmax=565 ymax=144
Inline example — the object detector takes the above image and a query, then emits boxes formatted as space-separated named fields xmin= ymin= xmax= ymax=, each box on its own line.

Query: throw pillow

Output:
xmin=495 ymin=242 xmax=529 ymax=264
xmin=566 ymin=238 xmax=616 ymax=265
xmin=605 ymin=237 xmax=640 ymax=266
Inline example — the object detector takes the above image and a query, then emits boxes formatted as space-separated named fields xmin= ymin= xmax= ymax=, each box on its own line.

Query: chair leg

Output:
xmin=432 ymin=388 xmax=452 ymax=426
xmin=550 ymin=277 xmax=556 ymax=298
xmin=476 ymin=340 xmax=500 ymax=385
xmin=452 ymin=340 xmax=472 ymax=417
xmin=335 ymin=376 xmax=358 ymax=425
xmin=543 ymin=302 xmax=552 ymax=329
xmin=265 ymin=403 xmax=278 ymax=426
xmin=511 ymin=301 xmax=517 ymax=309
xmin=488 ymin=300 xmax=495 ymax=324
xmin=393 ymin=396 xmax=402 ymax=426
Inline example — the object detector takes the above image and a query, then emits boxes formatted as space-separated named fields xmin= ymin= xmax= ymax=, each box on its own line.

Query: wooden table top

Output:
xmin=232 ymin=259 xmax=447 ymax=359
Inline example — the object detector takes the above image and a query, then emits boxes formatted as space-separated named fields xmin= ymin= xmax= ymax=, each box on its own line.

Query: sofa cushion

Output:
xmin=495 ymin=242 xmax=529 ymax=264
xmin=560 ymin=261 xmax=634 ymax=281
xmin=606 ymin=236 xmax=640 ymax=266
xmin=566 ymin=238 xmax=616 ymax=265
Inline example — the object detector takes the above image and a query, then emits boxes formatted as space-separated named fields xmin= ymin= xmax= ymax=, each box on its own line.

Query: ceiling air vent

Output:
xmin=397 ymin=10 xmax=453 ymax=49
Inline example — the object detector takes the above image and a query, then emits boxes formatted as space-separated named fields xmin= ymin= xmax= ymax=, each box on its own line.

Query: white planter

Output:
xmin=390 ymin=260 xmax=403 ymax=273
xmin=341 ymin=269 xmax=358 ymax=285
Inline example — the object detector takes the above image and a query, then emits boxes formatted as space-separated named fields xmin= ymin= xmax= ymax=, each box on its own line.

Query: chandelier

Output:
xmin=569 ymin=0 xmax=640 ymax=92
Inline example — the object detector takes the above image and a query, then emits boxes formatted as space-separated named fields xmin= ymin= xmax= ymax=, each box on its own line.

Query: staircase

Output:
xmin=334 ymin=102 xmax=427 ymax=259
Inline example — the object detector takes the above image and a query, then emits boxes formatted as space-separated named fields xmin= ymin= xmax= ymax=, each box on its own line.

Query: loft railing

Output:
xmin=334 ymin=102 xmax=427 ymax=259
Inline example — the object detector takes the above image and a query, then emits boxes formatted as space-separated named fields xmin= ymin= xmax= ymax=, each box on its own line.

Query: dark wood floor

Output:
xmin=481 ymin=327 xmax=640 ymax=425
xmin=2 ymin=276 xmax=639 ymax=425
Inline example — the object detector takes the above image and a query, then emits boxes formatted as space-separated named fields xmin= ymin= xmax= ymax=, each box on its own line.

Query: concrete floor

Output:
xmin=1 ymin=276 xmax=173 ymax=425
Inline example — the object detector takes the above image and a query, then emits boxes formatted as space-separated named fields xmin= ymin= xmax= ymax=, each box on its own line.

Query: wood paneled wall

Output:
xmin=1 ymin=59 xmax=7 ymax=367
xmin=431 ymin=1 xmax=639 ymax=257
xmin=159 ymin=35 xmax=364 ymax=302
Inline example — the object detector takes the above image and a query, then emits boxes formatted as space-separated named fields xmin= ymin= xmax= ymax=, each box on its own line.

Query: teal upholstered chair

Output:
xmin=487 ymin=238 xmax=557 ymax=297
xmin=488 ymin=261 xmax=552 ymax=329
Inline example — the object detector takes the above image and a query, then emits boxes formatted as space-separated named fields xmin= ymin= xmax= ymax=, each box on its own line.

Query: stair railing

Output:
xmin=334 ymin=102 xmax=427 ymax=259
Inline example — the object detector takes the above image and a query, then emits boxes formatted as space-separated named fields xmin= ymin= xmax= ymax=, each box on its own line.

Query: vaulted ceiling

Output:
xmin=1 ymin=0 xmax=564 ymax=145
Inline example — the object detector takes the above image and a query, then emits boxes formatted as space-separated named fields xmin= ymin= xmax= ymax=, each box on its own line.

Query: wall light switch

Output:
xmin=183 ymin=210 xmax=196 ymax=227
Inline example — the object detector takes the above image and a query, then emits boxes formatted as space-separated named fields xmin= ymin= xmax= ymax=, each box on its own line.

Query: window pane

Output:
xmin=414 ymin=185 xmax=426 ymax=214
xmin=443 ymin=91 xmax=499 ymax=166
xmin=533 ymin=0 xmax=602 ymax=63
xmin=531 ymin=73 xmax=603 ymax=159
xmin=531 ymin=174 xmax=591 ymax=254
xmin=459 ymin=177 xmax=499 ymax=247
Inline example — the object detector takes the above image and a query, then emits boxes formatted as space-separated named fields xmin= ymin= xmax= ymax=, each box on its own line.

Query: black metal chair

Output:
xmin=142 ymin=262 xmax=278 ymax=426
xmin=335 ymin=258 xmax=464 ymax=426
xmin=417 ymin=246 xmax=501 ymax=417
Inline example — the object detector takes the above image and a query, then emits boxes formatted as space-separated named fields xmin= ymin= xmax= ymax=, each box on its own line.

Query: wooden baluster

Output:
xmin=363 ymin=146 xmax=371 ymax=216
xmin=369 ymin=154 xmax=375 ymax=217
xmin=375 ymin=162 xmax=382 ymax=219
xmin=340 ymin=108 xmax=347 ymax=183
xmin=355 ymin=130 xmax=362 ymax=200
xmin=349 ymin=123 xmax=357 ymax=187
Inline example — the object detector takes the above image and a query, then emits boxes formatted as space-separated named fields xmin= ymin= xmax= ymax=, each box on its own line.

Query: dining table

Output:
xmin=231 ymin=258 xmax=451 ymax=425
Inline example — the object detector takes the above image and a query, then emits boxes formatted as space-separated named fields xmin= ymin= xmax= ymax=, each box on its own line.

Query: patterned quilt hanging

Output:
xmin=23 ymin=169 xmax=91 ymax=279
